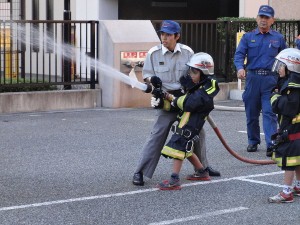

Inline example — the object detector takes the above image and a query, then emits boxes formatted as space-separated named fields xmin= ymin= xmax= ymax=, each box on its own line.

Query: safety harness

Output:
xmin=171 ymin=124 xmax=200 ymax=153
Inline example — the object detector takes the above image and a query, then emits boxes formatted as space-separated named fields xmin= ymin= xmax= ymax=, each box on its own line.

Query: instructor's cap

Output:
xmin=258 ymin=5 xmax=274 ymax=17
xmin=158 ymin=20 xmax=181 ymax=34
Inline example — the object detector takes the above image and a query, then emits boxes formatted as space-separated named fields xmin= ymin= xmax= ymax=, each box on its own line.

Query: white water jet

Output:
xmin=6 ymin=22 xmax=148 ymax=91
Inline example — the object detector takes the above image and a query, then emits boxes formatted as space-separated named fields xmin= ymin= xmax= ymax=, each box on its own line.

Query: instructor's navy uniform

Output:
xmin=234 ymin=28 xmax=286 ymax=148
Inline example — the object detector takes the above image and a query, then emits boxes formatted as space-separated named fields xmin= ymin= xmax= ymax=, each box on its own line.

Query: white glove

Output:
xmin=151 ymin=96 xmax=160 ymax=108
xmin=171 ymin=99 xmax=176 ymax=107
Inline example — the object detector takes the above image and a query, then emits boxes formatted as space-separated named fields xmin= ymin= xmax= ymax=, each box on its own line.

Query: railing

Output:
xmin=0 ymin=20 xmax=99 ymax=90
xmin=1 ymin=20 xmax=299 ymax=90
xmin=152 ymin=20 xmax=300 ymax=82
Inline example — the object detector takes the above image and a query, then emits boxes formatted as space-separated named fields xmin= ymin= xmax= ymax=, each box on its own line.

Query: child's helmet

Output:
xmin=272 ymin=48 xmax=300 ymax=74
xmin=186 ymin=52 xmax=214 ymax=75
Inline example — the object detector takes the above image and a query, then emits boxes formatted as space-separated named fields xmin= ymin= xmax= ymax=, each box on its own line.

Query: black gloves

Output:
xmin=152 ymin=87 xmax=164 ymax=100
xmin=150 ymin=76 xmax=162 ymax=88
xmin=179 ymin=75 xmax=194 ymax=92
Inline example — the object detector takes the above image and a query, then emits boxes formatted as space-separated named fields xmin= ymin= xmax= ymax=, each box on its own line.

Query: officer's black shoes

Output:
xmin=132 ymin=172 xmax=144 ymax=186
xmin=247 ymin=144 xmax=258 ymax=152
xmin=266 ymin=147 xmax=273 ymax=157
xmin=205 ymin=166 xmax=221 ymax=177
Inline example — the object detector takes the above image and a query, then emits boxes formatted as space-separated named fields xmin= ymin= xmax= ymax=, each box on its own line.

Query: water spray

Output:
xmin=7 ymin=23 xmax=151 ymax=92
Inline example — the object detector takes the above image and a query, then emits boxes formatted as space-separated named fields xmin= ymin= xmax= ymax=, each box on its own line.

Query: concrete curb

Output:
xmin=0 ymin=89 xmax=101 ymax=114
xmin=214 ymin=105 xmax=245 ymax=111
xmin=0 ymin=82 xmax=244 ymax=114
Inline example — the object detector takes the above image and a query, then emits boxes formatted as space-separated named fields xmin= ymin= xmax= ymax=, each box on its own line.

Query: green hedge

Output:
xmin=216 ymin=17 xmax=299 ymax=81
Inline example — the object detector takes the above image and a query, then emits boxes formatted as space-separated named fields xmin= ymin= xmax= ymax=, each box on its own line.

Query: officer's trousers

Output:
xmin=242 ymin=72 xmax=278 ymax=148
xmin=135 ymin=109 xmax=208 ymax=179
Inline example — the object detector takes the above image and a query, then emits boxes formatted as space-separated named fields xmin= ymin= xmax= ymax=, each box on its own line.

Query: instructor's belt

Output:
xmin=248 ymin=69 xmax=275 ymax=76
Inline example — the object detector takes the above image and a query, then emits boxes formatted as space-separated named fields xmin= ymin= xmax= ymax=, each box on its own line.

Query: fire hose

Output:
xmin=125 ymin=66 xmax=276 ymax=166
xmin=144 ymin=83 xmax=275 ymax=165
xmin=207 ymin=115 xmax=275 ymax=165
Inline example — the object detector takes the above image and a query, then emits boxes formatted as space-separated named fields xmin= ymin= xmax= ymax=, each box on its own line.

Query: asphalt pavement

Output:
xmin=0 ymin=102 xmax=299 ymax=225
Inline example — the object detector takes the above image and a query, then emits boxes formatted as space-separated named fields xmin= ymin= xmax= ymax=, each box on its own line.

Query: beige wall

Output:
xmin=270 ymin=0 xmax=300 ymax=19
xmin=239 ymin=0 xmax=268 ymax=18
xmin=240 ymin=0 xmax=300 ymax=19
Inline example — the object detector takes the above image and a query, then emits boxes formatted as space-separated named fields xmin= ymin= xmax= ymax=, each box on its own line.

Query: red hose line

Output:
xmin=207 ymin=115 xmax=275 ymax=165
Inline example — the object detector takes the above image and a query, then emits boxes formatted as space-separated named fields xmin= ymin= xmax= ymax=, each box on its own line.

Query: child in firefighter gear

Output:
xmin=155 ymin=52 xmax=219 ymax=190
xmin=133 ymin=20 xmax=220 ymax=187
xmin=268 ymin=48 xmax=300 ymax=203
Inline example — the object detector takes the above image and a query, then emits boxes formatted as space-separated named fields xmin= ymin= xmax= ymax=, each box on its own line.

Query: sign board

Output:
xmin=120 ymin=50 xmax=147 ymax=75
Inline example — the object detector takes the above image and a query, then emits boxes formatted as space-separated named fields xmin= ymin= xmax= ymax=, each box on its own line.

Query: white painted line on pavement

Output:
xmin=232 ymin=171 xmax=283 ymax=179
xmin=0 ymin=171 xmax=283 ymax=212
xmin=236 ymin=178 xmax=284 ymax=188
xmin=0 ymin=189 xmax=155 ymax=212
xmin=238 ymin=131 xmax=265 ymax=135
xmin=148 ymin=207 xmax=249 ymax=225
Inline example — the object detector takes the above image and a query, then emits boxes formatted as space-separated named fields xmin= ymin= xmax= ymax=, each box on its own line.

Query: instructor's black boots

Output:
xmin=247 ymin=144 xmax=258 ymax=152
xmin=205 ymin=166 xmax=221 ymax=177
xmin=132 ymin=172 xmax=144 ymax=186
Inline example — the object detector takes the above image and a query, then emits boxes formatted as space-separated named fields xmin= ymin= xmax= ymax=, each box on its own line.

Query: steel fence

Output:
xmin=0 ymin=20 xmax=98 ymax=90
xmin=0 ymin=19 xmax=299 ymax=91
xmin=152 ymin=20 xmax=300 ymax=82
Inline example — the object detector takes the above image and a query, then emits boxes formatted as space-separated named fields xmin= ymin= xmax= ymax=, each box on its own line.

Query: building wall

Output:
xmin=98 ymin=0 xmax=118 ymax=20
xmin=270 ymin=0 xmax=300 ymax=19
xmin=239 ymin=0 xmax=268 ymax=18
xmin=118 ymin=0 xmax=239 ymax=20
xmin=73 ymin=0 xmax=100 ymax=20
xmin=8 ymin=0 xmax=300 ymax=20
xmin=25 ymin=0 xmax=100 ymax=20
xmin=240 ymin=0 xmax=300 ymax=19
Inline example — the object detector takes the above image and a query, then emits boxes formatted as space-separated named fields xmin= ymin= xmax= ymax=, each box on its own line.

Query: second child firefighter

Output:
xmin=152 ymin=52 xmax=219 ymax=190
xmin=268 ymin=48 xmax=300 ymax=203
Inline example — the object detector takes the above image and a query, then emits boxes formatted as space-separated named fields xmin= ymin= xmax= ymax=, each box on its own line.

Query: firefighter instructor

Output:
xmin=234 ymin=5 xmax=286 ymax=156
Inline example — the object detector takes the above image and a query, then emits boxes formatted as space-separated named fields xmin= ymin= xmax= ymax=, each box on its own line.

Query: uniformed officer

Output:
xmin=132 ymin=20 xmax=220 ymax=186
xmin=234 ymin=5 xmax=287 ymax=156
xmin=296 ymin=35 xmax=300 ymax=49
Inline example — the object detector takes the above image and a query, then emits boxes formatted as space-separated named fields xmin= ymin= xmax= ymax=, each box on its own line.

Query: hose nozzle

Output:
xmin=143 ymin=83 xmax=153 ymax=93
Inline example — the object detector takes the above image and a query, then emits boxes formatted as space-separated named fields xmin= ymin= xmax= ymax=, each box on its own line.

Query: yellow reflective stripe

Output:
xmin=270 ymin=94 xmax=280 ymax=105
xmin=186 ymin=152 xmax=193 ymax=158
xmin=272 ymin=156 xmax=300 ymax=167
xmin=292 ymin=113 xmax=300 ymax=124
xmin=286 ymin=156 xmax=300 ymax=166
xmin=179 ymin=112 xmax=190 ymax=128
xmin=163 ymin=100 xmax=171 ymax=111
xmin=288 ymin=82 xmax=300 ymax=88
xmin=205 ymin=79 xmax=216 ymax=95
xmin=273 ymin=156 xmax=282 ymax=166
xmin=176 ymin=95 xmax=186 ymax=110
xmin=162 ymin=146 xmax=186 ymax=160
